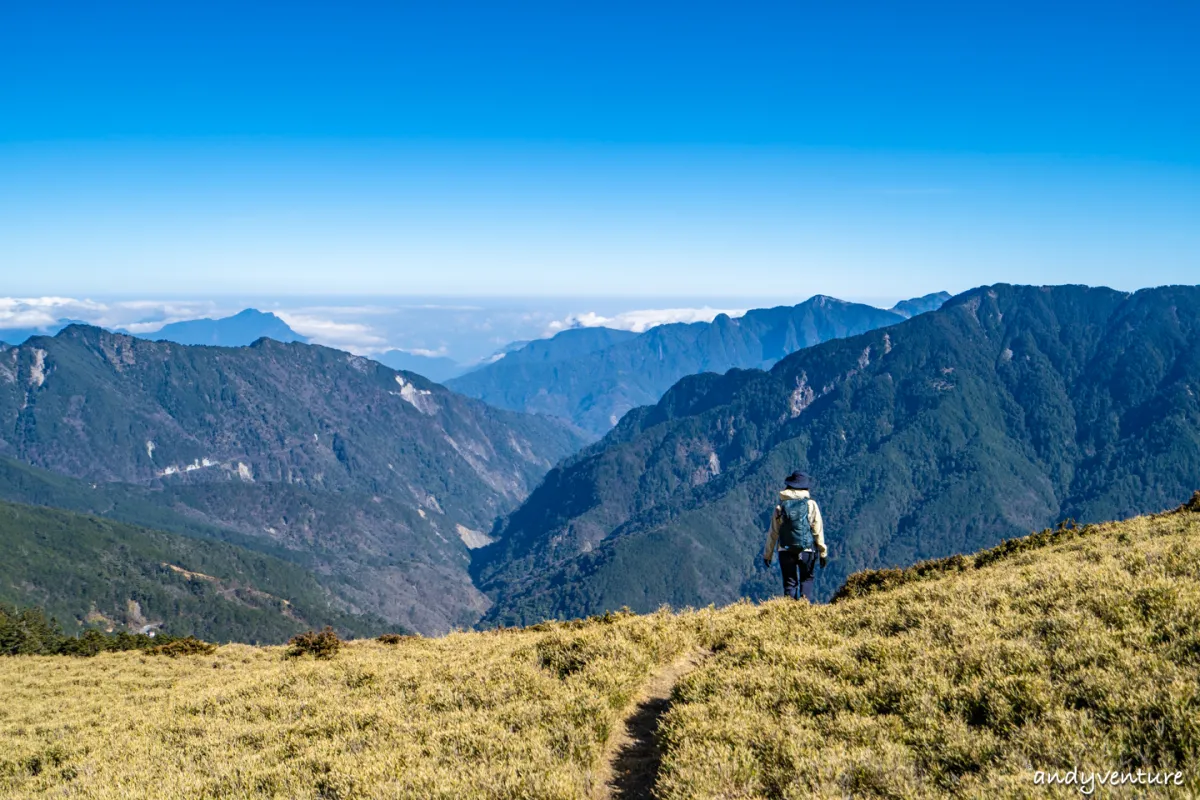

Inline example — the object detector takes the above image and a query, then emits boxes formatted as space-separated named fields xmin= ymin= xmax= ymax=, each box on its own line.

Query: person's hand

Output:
xmin=763 ymin=557 xmax=771 ymax=567
xmin=819 ymin=556 xmax=828 ymax=569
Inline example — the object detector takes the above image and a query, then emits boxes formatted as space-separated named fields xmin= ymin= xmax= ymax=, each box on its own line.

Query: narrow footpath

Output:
xmin=593 ymin=649 xmax=710 ymax=800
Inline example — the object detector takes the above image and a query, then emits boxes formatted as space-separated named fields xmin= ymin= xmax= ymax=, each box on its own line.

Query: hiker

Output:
xmin=762 ymin=471 xmax=827 ymax=601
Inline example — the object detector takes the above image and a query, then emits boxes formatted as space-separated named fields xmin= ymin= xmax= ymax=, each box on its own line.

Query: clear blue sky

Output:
xmin=1 ymin=1 xmax=1197 ymax=299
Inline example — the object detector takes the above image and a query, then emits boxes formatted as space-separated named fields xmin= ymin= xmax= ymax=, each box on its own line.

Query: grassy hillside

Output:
xmin=0 ymin=500 xmax=386 ymax=644
xmin=657 ymin=494 xmax=1200 ymax=799
xmin=3 ymin=496 xmax=1198 ymax=798
xmin=1 ymin=611 xmax=693 ymax=799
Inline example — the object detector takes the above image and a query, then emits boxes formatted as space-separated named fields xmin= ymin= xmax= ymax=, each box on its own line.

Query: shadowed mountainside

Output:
xmin=0 ymin=499 xmax=388 ymax=643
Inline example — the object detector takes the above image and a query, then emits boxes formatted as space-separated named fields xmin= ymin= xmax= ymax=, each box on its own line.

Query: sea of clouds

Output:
xmin=544 ymin=306 xmax=747 ymax=334
xmin=0 ymin=296 xmax=773 ymax=363
xmin=0 ymin=297 xmax=223 ymax=335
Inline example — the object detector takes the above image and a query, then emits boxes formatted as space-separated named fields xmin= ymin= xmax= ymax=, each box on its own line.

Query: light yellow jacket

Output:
xmin=763 ymin=488 xmax=827 ymax=562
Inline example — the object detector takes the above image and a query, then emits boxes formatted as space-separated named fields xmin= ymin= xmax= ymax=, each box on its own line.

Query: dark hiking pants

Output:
xmin=779 ymin=549 xmax=817 ymax=602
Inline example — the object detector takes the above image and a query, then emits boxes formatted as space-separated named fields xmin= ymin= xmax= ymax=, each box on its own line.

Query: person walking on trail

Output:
xmin=763 ymin=471 xmax=827 ymax=602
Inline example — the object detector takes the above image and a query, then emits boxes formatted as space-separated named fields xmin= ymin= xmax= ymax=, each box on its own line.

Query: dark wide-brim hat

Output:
xmin=784 ymin=471 xmax=812 ymax=490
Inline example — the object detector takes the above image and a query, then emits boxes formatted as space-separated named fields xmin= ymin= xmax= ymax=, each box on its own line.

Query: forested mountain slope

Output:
xmin=0 ymin=500 xmax=384 ymax=643
xmin=0 ymin=456 xmax=493 ymax=634
xmin=0 ymin=327 xmax=584 ymax=633
xmin=474 ymin=284 xmax=1200 ymax=626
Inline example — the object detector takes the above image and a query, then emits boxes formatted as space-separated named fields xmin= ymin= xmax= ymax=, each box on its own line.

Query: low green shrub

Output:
xmin=151 ymin=636 xmax=217 ymax=657
xmin=286 ymin=626 xmax=341 ymax=659
xmin=376 ymin=633 xmax=413 ymax=645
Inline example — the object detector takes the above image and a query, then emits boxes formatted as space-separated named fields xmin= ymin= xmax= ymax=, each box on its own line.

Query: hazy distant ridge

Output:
xmin=447 ymin=293 xmax=945 ymax=436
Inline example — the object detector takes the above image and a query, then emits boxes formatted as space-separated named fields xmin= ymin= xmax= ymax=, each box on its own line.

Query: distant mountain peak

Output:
xmin=890 ymin=291 xmax=951 ymax=318
xmin=142 ymin=308 xmax=307 ymax=347
xmin=229 ymin=308 xmax=287 ymax=323
xmin=53 ymin=322 xmax=119 ymax=342
xmin=808 ymin=294 xmax=846 ymax=307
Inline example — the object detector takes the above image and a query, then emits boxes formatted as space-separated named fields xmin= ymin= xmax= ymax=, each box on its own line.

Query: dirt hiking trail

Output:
xmin=593 ymin=648 xmax=710 ymax=800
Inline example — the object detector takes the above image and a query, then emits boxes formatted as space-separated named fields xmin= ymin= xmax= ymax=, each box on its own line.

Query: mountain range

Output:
xmin=447 ymin=293 xmax=949 ymax=437
xmin=0 ymin=293 xmax=934 ymax=638
xmin=6 ymin=284 xmax=1198 ymax=639
xmin=0 ymin=326 xmax=583 ymax=634
xmin=472 ymin=284 xmax=1200 ymax=626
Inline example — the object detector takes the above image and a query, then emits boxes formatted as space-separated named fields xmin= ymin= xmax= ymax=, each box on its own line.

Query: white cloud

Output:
xmin=274 ymin=312 xmax=387 ymax=354
xmin=122 ymin=321 xmax=178 ymax=334
xmin=0 ymin=297 xmax=229 ymax=333
xmin=398 ymin=304 xmax=485 ymax=311
xmin=0 ymin=296 xmax=398 ymax=355
xmin=281 ymin=304 xmax=396 ymax=316
xmin=0 ymin=308 xmax=59 ymax=330
xmin=0 ymin=297 xmax=107 ymax=330
xmin=115 ymin=302 xmax=226 ymax=333
xmin=403 ymin=347 xmax=449 ymax=358
xmin=0 ymin=296 xmax=394 ymax=355
xmin=545 ymin=306 xmax=747 ymax=335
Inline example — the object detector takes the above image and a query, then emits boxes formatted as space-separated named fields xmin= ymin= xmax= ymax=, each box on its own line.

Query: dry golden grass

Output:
xmin=4 ymin=501 xmax=1200 ymax=799
xmin=657 ymin=503 xmax=1200 ymax=799
xmin=0 ymin=611 xmax=693 ymax=799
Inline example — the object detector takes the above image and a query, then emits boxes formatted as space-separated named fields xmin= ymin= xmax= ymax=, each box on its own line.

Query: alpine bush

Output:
xmin=286 ymin=626 xmax=341 ymax=659
xmin=150 ymin=636 xmax=217 ymax=657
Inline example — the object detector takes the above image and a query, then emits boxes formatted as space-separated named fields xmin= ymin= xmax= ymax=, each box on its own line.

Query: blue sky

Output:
xmin=1 ymin=1 xmax=1197 ymax=300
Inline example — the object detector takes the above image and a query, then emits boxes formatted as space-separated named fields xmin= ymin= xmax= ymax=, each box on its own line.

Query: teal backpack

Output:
xmin=777 ymin=498 xmax=814 ymax=549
